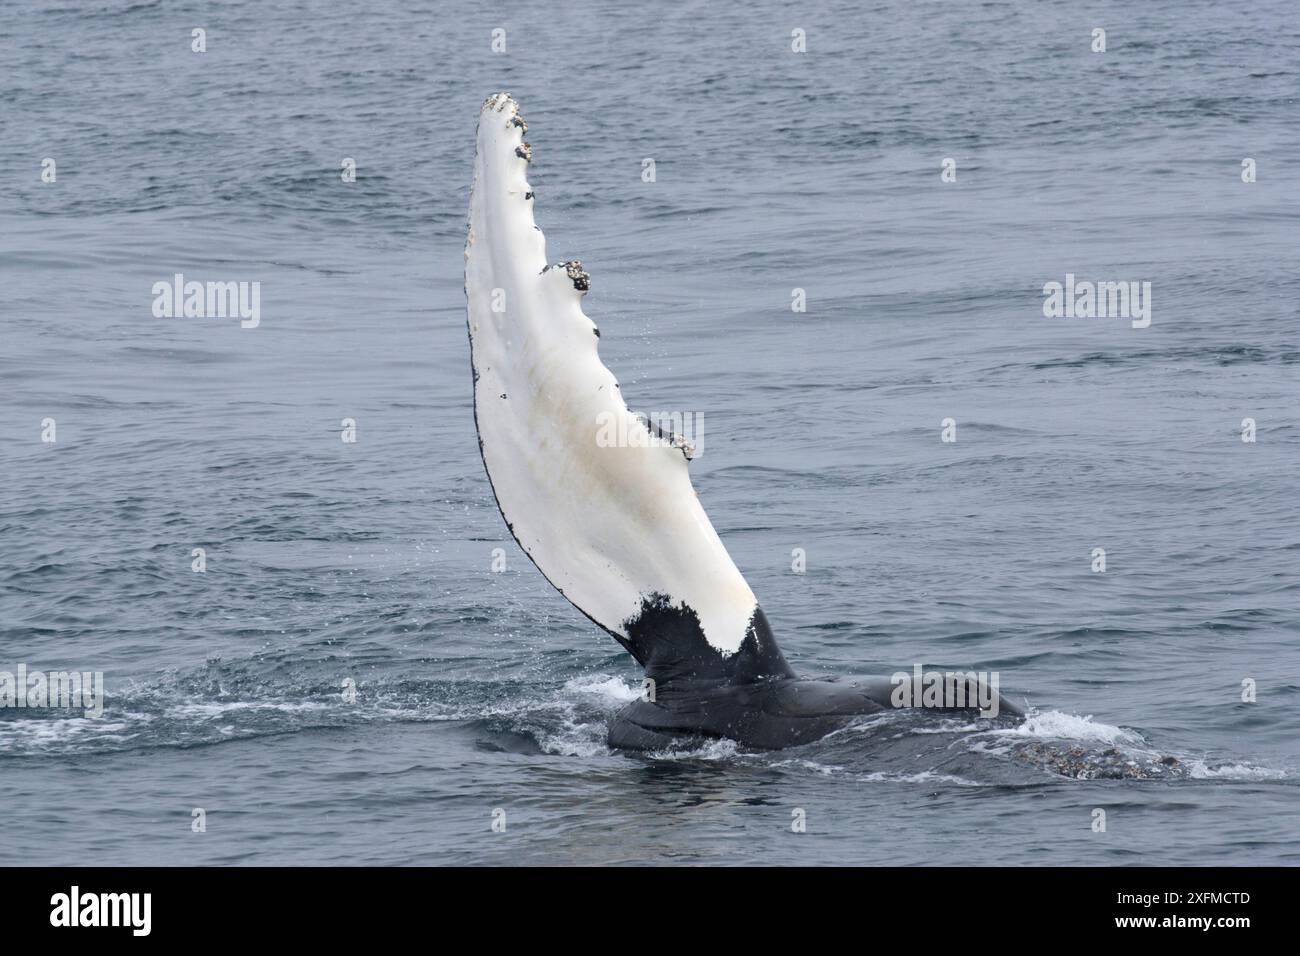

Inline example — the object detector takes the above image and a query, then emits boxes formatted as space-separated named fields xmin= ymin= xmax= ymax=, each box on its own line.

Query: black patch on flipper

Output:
xmin=562 ymin=259 xmax=589 ymax=291
xmin=636 ymin=413 xmax=694 ymax=459
xmin=621 ymin=593 xmax=795 ymax=692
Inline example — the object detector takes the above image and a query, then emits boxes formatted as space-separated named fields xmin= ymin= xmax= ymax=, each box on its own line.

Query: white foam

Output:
xmin=856 ymin=769 xmax=983 ymax=786
xmin=910 ymin=718 xmax=983 ymax=734
xmin=562 ymin=674 xmax=640 ymax=703
xmin=984 ymin=708 xmax=1145 ymax=746
xmin=648 ymin=737 xmax=742 ymax=761
xmin=769 ymin=757 xmax=841 ymax=775
xmin=1184 ymin=760 xmax=1288 ymax=781
xmin=536 ymin=715 xmax=612 ymax=758
xmin=168 ymin=700 xmax=330 ymax=718
xmin=0 ymin=716 xmax=137 ymax=750
xmin=526 ymin=675 xmax=644 ymax=756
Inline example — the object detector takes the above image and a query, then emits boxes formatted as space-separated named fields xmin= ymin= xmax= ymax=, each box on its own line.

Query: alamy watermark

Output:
xmin=152 ymin=273 xmax=260 ymax=328
xmin=1042 ymin=273 xmax=1151 ymax=329
xmin=0 ymin=664 xmax=104 ymax=718
xmin=595 ymin=410 xmax=703 ymax=459
xmin=890 ymin=664 xmax=1001 ymax=718
xmin=50 ymin=886 xmax=150 ymax=936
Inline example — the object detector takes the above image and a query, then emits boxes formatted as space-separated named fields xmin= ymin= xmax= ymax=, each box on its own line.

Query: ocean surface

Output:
xmin=1 ymin=0 xmax=1297 ymax=865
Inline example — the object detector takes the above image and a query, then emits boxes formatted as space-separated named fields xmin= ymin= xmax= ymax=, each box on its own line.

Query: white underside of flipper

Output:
xmin=464 ymin=92 xmax=758 ymax=656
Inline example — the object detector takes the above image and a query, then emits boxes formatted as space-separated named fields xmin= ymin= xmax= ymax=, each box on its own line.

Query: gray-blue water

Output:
xmin=2 ymin=0 xmax=1297 ymax=865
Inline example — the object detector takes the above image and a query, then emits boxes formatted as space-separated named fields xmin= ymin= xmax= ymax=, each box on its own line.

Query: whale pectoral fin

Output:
xmin=466 ymin=93 xmax=792 ymax=676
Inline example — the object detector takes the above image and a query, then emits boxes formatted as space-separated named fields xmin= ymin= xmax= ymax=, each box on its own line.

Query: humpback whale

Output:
xmin=464 ymin=93 xmax=1023 ymax=751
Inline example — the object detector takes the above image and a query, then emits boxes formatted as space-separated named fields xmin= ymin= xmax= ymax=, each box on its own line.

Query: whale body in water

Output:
xmin=464 ymin=92 xmax=1023 ymax=750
